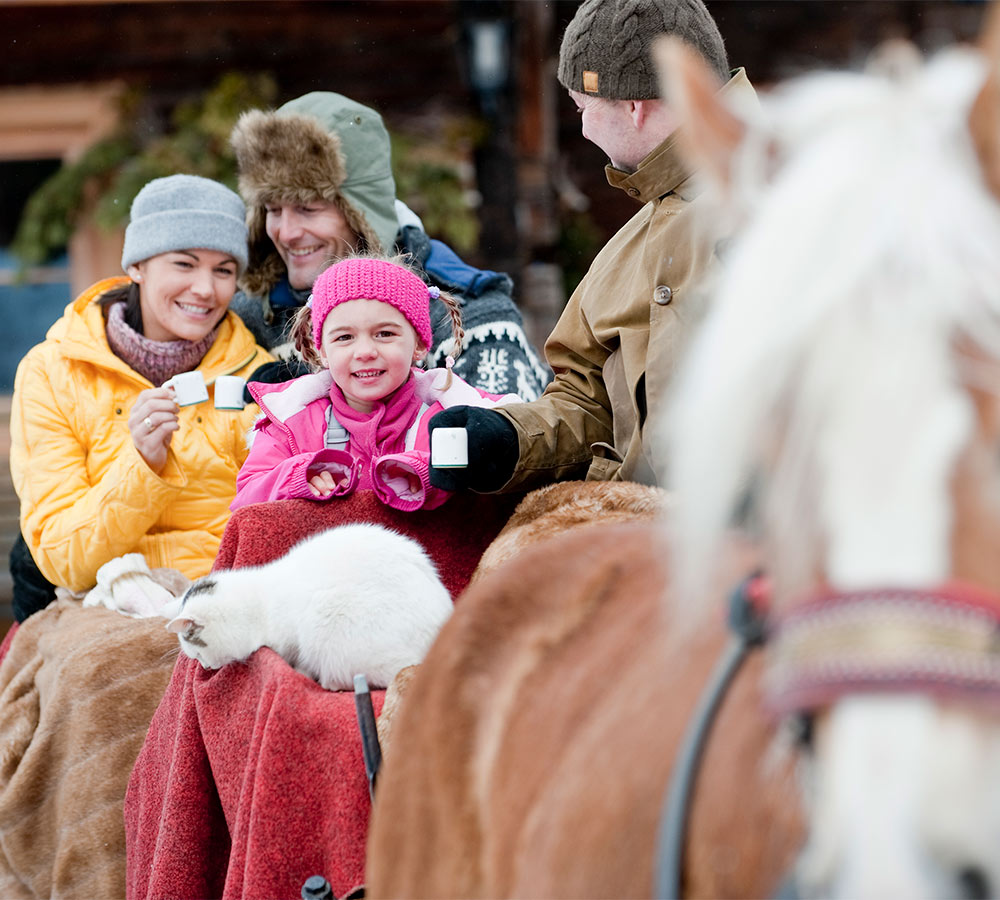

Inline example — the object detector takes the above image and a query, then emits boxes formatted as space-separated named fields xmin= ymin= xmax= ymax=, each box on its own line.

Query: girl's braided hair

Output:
xmin=288 ymin=251 xmax=465 ymax=372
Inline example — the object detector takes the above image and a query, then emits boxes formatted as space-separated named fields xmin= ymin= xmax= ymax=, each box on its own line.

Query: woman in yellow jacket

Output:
xmin=10 ymin=174 xmax=273 ymax=594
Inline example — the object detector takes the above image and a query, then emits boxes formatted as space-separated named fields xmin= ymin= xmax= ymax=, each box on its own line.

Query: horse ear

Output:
xmin=652 ymin=35 xmax=745 ymax=191
xmin=969 ymin=2 xmax=1000 ymax=200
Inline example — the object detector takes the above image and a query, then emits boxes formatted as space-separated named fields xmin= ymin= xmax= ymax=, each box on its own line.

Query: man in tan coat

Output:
xmin=431 ymin=0 xmax=755 ymax=491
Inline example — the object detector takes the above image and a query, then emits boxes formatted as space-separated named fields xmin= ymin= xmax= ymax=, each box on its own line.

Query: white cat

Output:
xmin=165 ymin=523 xmax=453 ymax=690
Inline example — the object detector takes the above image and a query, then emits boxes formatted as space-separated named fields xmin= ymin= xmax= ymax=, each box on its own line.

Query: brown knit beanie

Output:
xmin=558 ymin=0 xmax=729 ymax=99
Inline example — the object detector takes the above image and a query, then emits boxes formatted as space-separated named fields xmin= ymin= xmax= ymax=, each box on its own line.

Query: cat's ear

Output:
xmin=166 ymin=616 xmax=195 ymax=635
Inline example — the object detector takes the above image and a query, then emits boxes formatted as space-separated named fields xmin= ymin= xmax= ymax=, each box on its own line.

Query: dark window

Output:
xmin=0 ymin=158 xmax=62 ymax=250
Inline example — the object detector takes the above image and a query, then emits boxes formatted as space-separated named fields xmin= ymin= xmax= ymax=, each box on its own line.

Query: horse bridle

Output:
xmin=654 ymin=571 xmax=774 ymax=900
xmin=654 ymin=578 xmax=1000 ymax=900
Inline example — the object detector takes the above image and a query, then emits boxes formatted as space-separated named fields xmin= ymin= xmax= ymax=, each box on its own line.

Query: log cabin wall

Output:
xmin=0 ymin=0 xmax=990 ymax=349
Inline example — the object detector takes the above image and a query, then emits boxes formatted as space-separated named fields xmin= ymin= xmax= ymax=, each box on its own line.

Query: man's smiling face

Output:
xmin=264 ymin=200 xmax=360 ymax=289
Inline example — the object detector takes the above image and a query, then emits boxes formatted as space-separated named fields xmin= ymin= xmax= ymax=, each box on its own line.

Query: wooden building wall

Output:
xmin=0 ymin=0 xmax=991 ymax=343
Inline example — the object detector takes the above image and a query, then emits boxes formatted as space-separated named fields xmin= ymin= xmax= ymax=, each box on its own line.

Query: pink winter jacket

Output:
xmin=233 ymin=367 xmax=520 ymax=513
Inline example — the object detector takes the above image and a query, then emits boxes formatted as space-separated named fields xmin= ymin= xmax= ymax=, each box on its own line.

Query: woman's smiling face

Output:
xmin=318 ymin=298 xmax=423 ymax=414
xmin=128 ymin=249 xmax=238 ymax=342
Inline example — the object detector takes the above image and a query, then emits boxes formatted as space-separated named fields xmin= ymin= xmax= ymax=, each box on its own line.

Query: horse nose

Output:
xmin=956 ymin=866 xmax=991 ymax=900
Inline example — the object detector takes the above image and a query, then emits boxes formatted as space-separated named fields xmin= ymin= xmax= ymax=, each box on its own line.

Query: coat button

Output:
xmin=654 ymin=284 xmax=673 ymax=305
xmin=627 ymin=187 xmax=640 ymax=198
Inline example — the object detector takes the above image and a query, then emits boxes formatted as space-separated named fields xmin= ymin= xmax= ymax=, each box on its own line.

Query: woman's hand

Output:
xmin=129 ymin=388 xmax=180 ymax=474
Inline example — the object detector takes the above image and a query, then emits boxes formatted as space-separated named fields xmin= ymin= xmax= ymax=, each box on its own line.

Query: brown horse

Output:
xmin=471 ymin=480 xmax=667 ymax=582
xmin=367 ymin=11 xmax=1000 ymax=898
xmin=368 ymin=520 xmax=802 ymax=898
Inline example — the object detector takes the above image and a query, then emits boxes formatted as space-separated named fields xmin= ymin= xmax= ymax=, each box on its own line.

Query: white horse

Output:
xmin=663 ymin=10 xmax=1000 ymax=898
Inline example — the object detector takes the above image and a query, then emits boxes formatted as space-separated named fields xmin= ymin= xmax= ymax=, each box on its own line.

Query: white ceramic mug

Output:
xmin=431 ymin=427 xmax=468 ymax=468
xmin=214 ymin=375 xmax=246 ymax=410
xmin=163 ymin=370 xmax=209 ymax=407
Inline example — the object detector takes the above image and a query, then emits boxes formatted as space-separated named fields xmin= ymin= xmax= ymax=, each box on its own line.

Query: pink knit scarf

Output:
xmin=105 ymin=301 xmax=218 ymax=387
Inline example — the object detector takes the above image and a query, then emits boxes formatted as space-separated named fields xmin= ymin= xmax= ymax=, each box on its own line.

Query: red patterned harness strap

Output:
xmin=765 ymin=582 xmax=1000 ymax=717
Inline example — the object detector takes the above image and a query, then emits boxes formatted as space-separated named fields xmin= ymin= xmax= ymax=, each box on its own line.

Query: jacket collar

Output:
xmin=54 ymin=277 xmax=262 ymax=385
xmin=254 ymin=367 xmax=424 ymax=434
xmin=326 ymin=371 xmax=419 ymax=432
xmin=605 ymin=67 xmax=755 ymax=205
xmin=254 ymin=370 xmax=333 ymax=422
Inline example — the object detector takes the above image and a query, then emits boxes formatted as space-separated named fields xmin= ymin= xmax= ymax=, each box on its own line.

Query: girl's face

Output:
xmin=318 ymin=299 xmax=424 ymax=414
xmin=128 ymin=249 xmax=237 ymax=343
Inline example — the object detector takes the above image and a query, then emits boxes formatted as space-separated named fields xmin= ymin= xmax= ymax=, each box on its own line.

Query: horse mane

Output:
xmin=665 ymin=46 xmax=1000 ymax=616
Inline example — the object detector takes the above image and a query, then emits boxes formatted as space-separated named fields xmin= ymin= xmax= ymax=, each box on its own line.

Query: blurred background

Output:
xmin=0 ymin=0 xmax=990 ymax=618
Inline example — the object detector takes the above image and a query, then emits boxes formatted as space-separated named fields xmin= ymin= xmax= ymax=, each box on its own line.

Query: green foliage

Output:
xmin=11 ymin=73 xmax=278 ymax=266
xmin=555 ymin=209 xmax=603 ymax=297
xmin=389 ymin=116 xmax=485 ymax=255
xmin=12 ymin=72 xmax=485 ymax=267
xmin=11 ymin=128 xmax=134 ymax=266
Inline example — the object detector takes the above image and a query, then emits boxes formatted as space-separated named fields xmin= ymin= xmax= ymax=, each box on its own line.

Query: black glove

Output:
xmin=243 ymin=359 xmax=312 ymax=403
xmin=428 ymin=406 xmax=519 ymax=492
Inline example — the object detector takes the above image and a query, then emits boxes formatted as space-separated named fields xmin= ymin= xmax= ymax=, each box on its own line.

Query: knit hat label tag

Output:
xmin=583 ymin=70 xmax=599 ymax=93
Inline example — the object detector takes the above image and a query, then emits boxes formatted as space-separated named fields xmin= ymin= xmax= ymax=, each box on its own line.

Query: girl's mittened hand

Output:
xmin=129 ymin=388 xmax=180 ymax=475
xmin=308 ymin=470 xmax=338 ymax=499
xmin=380 ymin=461 xmax=422 ymax=497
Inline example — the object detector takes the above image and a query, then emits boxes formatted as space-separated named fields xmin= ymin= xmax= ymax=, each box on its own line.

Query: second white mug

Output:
xmin=214 ymin=375 xmax=246 ymax=410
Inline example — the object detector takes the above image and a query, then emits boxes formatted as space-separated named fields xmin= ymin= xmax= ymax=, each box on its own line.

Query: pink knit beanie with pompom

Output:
xmin=310 ymin=258 xmax=435 ymax=351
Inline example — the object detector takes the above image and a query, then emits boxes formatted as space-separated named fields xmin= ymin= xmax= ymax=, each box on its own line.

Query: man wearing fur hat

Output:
xmin=230 ymin=91 xmax=551 ymax=401
xmin=430 ymin=0 xmax=756 ymax=493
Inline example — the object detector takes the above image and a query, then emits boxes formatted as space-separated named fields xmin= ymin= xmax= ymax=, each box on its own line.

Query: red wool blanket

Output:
xmin=125 ymin=492 xmax=519 ymax=900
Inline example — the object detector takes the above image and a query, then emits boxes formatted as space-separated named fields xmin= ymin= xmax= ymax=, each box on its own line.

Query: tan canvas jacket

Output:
xmin=496 ymin=68 xmax=755 ymax=490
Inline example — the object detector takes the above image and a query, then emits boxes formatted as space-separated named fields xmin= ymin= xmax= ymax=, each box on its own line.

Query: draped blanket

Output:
xmin=0 ymin=601 xmax=176 ymax=899
xmin=125 ymin=492 xmax=520 ymax=900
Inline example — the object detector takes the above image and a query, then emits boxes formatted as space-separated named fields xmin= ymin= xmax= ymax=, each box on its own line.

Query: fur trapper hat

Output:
xmin=231 ymin=92 xmax=399 ymax=297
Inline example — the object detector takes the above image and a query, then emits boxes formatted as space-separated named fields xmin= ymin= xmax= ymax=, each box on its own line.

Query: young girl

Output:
xmin=232 ymin=254 xmax=521 ymax=512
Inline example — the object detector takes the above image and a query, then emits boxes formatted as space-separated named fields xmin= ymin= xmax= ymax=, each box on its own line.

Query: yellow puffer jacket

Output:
xmin=10 ymin=277 xmax=274 ymax=592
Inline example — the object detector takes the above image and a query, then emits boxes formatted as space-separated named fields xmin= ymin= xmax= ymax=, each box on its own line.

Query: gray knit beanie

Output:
xmin=121 ymin=174 xmax=249 ymax=273
xmin=558 ymin=0 xmax=729 ymax=100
